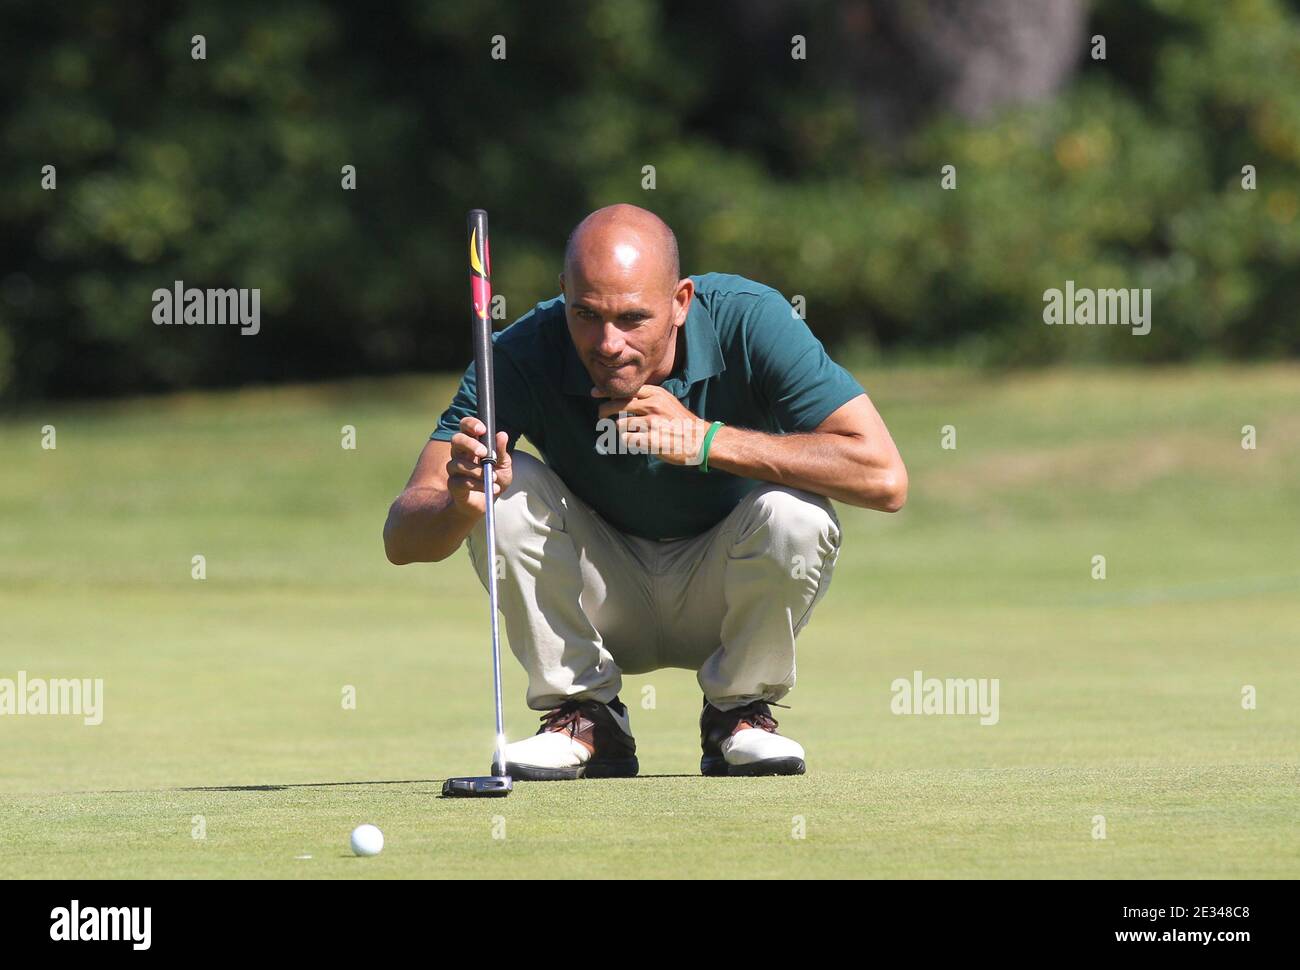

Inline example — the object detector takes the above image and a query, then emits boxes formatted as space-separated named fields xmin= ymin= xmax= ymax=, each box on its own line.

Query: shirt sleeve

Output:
xmin=745 ymin=291 xmax=866 ymax=432
xmin=430 ymin=337 xmax=533 ymax=448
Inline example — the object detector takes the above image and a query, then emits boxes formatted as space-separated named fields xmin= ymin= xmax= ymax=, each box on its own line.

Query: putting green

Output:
xmin=1 ymin=365 xmax=1297 ymax=878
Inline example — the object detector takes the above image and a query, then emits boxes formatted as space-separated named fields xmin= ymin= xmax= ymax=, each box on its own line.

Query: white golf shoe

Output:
xmin=500 ymin=696 xmax=639 ymax=781
xmin=700 ymin=699 xmax=806 ymax=776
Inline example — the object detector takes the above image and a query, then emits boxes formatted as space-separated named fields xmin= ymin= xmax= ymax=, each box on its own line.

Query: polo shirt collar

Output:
xmin=560 ymin=294 xmax=726 ymax=397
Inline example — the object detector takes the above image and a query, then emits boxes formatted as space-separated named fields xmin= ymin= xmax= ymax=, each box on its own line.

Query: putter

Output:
xmin=442 ymin=209 xmax=512 ymax=799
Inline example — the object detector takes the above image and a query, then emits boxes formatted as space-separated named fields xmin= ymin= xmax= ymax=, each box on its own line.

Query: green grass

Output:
xmin=2 ymin=364 xmax=1298 ymax=878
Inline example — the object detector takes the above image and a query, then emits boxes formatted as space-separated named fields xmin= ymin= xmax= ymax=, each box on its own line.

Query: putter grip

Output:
xmin=468 ymin=209 xmax=496 ymax=463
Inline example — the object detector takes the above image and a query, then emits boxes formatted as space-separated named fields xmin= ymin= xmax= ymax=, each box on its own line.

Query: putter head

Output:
xmin=441 ymin=775 xmax=512 ymax=798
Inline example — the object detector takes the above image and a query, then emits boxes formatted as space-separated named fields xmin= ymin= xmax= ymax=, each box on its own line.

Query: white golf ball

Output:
xmin=350 ymin=824 xmax=384 ymax=857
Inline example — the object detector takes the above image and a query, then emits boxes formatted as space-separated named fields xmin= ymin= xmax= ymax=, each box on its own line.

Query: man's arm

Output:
xmin=383 ymin=419 xmax=512 ymax=564
xmin=704 ymin=393 xmax=907 ymax=512
xmin=601 ymin=388 xmax=907 ymax=512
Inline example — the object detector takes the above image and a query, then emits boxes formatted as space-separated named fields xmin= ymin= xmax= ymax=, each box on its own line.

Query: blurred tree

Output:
xmin=0 ymin=0 xmax=1297 ymax=403
xmin=741 ymin=0 xmax=1087 ymax=134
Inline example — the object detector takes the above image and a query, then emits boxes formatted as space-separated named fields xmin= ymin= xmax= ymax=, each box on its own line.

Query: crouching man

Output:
xmin=385 ymin=204 xmax=906 ymax=779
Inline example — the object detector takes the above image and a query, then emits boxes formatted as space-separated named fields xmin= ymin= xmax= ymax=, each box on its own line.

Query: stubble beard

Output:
xmin=592 ymin=367 xmax=644 ymax=398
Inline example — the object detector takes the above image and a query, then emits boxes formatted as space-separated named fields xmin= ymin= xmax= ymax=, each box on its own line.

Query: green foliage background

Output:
xmin=2 ymin=0 xmax=1298 ymax=402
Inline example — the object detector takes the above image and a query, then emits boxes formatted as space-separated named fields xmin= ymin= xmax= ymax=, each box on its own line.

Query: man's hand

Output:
xmin=447 ymin=416 xmax=513 ymax=515
xmin=594 ymin=385 xmax=711 ymax=465
xmin=595 ymin=388 xmax=907 ymax=511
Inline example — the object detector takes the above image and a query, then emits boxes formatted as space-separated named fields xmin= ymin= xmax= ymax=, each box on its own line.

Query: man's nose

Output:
xmin=597 ymin=323 xmax=624 ymax=356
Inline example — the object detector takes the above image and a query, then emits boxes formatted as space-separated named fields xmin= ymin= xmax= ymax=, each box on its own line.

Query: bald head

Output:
xmin=564 ymin=204 xmax=680 ymax=292
xmin=559 ymin=204 xmax=694 ymax=397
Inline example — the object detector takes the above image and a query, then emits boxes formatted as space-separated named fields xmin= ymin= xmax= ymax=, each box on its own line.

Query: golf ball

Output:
xmin=350 ymin=824 xmax=384 ymax=857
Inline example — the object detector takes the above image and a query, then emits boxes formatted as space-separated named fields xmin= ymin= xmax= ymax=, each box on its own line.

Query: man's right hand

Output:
xmin=447 ymin=416 xmax=513 ymax=516
xmin=384 ymin=419 xmax=514 ymax=564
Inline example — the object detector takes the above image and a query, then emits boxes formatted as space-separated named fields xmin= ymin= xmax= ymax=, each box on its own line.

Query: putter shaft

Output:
xmin=467 ymin=208 xmax=508 ymax=785
xmin=482 ymin=458 xmax=507 ymax=775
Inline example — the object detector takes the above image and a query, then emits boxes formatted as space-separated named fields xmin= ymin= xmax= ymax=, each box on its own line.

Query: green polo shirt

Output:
xmin=431 ymin=273 xmax=865 ymax=540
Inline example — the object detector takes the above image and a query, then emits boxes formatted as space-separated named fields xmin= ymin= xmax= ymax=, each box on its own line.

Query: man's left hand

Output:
xmin=594 ymin=385 xmax=712 ymax=466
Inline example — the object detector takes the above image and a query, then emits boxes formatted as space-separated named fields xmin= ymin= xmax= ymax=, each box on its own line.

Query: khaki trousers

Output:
xmin=467 ymin=451 xmax=841 ymax=713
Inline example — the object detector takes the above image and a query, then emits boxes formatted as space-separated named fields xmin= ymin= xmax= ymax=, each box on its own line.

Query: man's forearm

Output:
xmin=384 ymin=487 xmax=481 ymax=564
xmin=703 ymin=425 xmax=906 ymax=511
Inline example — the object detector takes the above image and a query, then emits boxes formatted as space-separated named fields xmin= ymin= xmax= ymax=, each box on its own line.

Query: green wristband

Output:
xmin=698 ymin=421 xmax=724 ymax=473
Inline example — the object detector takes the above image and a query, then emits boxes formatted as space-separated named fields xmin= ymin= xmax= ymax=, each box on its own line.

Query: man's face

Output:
xmin=561 ymin=261 xmax=692 ymax=398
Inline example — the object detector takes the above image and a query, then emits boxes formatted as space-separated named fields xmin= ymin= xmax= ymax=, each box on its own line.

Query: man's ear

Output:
xmin=673 ymin=277 xmax=694 ymax=325
xmin=558 ymin=272 xmax=566 ymax=296
xmin=676 ymin=278 xmax=696 ymax=326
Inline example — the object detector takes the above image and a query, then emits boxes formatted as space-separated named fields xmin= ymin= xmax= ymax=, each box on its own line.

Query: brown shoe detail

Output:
xmin=533 ymin=696 xmax=636 ymax=763
xmin=700 ymin=699 xmax=781 ymax=756
xmin=536 ymin=702 xmax=597 ymax=754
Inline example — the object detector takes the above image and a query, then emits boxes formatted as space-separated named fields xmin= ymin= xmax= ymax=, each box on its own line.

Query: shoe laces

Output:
xmin=736 ymin=700 xmax=787 ymax=733
xmin=538 ymin=700 xmax=584 ymax=736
